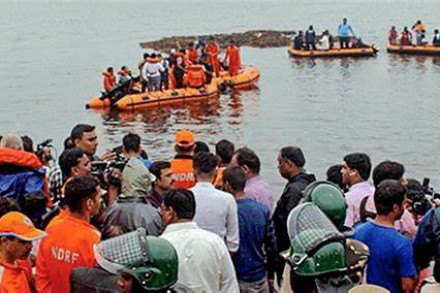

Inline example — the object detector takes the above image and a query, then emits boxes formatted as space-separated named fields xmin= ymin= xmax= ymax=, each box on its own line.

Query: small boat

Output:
xmin=219 ymin=66 xmax=260 ymax=90
xmin=288 ymin=46 xmax=379 ymax=58
xmin=387 ymin=44 xmax=440 ymax=56
xmin=115 ymin=80 xmax=219 ymax=111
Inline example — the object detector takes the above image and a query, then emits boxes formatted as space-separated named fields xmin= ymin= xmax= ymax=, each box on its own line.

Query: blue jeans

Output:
xmin=148 ymin=75 xmax=161 ymax=92
xmin=340 ymin=36 xmax=349 ymax=49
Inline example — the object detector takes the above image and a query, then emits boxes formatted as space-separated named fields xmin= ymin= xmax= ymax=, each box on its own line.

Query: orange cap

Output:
xmin=0 ymin=212 xmax=47 ymax=241
xmin=175 ymin=130 xmax=195 ymax=148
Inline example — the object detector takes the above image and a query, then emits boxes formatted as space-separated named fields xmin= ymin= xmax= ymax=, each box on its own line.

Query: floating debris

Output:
xmin=140 ymin=30 xmax=296 ymax=52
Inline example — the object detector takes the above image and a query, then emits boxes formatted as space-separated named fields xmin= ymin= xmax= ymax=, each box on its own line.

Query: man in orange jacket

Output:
xmin=171 ymin=130 xmax=196 ymax=189
xmin=102 ymin=67 xmax=116 ymax=92
xmin=185 ymin=64 xmax=207 ymax=88
xmin=223 ymin=40 xmax=241 ymax=76
xmin=187 ymin=41 xmax=199 ymax=64
xmin=0 ymin=212 xmax=47 ymax=293
xmin=205 ymin=36 xmax=220 ymax=77
xmin=36 ymin=175 xmax=101 ymax=293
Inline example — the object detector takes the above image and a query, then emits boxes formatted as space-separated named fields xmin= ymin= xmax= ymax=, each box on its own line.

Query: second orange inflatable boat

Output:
xmin=288 ymin=46 xmax=378 ymax=57
xmin=387 ymin=44 xmax=440 ymax=55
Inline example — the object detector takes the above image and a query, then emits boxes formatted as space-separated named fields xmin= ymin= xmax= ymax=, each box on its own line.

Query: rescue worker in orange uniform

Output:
xmin=170 ymin=50 xmax=187 ymax=89
xmin=205 ymin=36 xmax=221 ymax=77
xmin=223 ymin=39 xmax=241 ymax=77
xmin=0 ymin=212 xmax=47 ymax=293
xmin=171 ymin=130 xmax=196 ymax=189
xmin=187 ymin=41 xmax=199 ymax=64
xmin=36 ymin=175 xmax=101 ymax=293
xmin=184 ymin=64 xmax=207 ymax=89
xmin=102 ymin=67 xmax=116 ymax=92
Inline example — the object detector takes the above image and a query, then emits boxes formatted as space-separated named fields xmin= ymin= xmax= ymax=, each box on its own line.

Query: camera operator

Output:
xmin=120 ymin=133 xmax=153 ymax=199
xmin=413 ymin=182 xmax=440 ymax=283
xmin=70 ymin=124 xmax=116 ymax=162
xmin=32 ymin=137 xmax=64 ymax=202
xmin=103 ymin=167 xmax=163 ymax=236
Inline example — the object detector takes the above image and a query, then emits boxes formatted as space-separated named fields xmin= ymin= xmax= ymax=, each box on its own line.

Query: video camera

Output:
xmin=36 ymin=139 xmax=54 ymax=163
xmin=91 ymin=159 xmax=127 ymax=188
xmin=422 ymin=178 xmax=440 ymax=199
xmin=407 ymin=177 xmax=439 ymax=216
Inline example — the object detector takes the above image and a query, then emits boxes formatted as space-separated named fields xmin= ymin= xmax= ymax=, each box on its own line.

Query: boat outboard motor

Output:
xmin=286 ymin=202 xmax=352 ymax=292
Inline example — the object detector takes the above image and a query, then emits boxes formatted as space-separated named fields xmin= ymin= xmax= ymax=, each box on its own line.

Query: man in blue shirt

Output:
xmin=338 ymin=18 xmax=355 ymax=49
xmin=354 ymin=179 xmax=416 ymax=293
xmin=222 ymin=166 xmax=278 ymax=293
xmin=293 ymin=31 xmax=304 ymax=50
xmin=305 ymin=25 xmax=316 ymax=50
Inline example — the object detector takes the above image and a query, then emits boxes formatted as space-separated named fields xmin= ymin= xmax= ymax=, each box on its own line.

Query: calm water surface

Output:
xmin=1 ymin=0 xmax=440 ymax=193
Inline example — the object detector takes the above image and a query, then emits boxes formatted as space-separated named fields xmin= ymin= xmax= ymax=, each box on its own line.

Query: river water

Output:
xmin=1 ymin=0 xmax=440 ymax=193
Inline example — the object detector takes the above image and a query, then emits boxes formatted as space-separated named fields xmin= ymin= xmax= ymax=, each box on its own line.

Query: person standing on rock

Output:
xmin=205 ymin=36 xmax=220 ymax=77
xmin=223 ymin=39 xmax=241 ymax=76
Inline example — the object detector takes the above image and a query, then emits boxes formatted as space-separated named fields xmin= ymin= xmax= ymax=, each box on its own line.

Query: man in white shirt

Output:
xmin=341 ymin=153 xmax=374 ymax=227
xmin=160 ymin=189 xmax=239 ymax=292
xmin=190 ymin=151 xmax=239 ymax=252
xmin=318 ymin=30 xmax=330 ymax=50
xmin=142 ymin=53 xmax=164 ymax=92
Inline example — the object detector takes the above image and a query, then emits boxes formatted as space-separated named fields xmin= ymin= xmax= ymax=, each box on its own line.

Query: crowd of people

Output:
xmin=1 ymin=125 xmax=440 ymax=292
xmin=293 ymin=18 xmax=370 ymax=51
xmin=389 ymin=20 xmax=440 ymax=47
xmin=102 ymin=37 xmax=241 ymax=95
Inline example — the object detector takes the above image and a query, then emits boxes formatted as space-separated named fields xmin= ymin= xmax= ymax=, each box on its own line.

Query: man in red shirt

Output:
xmin=36 ymin=175 xmax=101 ymax=293
xmin=0 ymin=211 xmax=47 ymax=293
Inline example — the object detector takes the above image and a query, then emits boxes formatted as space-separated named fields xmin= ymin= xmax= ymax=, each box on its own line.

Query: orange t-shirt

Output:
xmin=171 ymin=155 xmax=195 ymax=189
xmin=46 ymin=209 xmax=69 ymax=230
xmin=36 ymin=214 xmax=100 ymax=293
xmin=206 ymin=43 xmax=219 ymax=58
xmin=187 ymin=48 xmax=199 ymax=63
xmin=0 ymin=259 xmax=32 ymax=293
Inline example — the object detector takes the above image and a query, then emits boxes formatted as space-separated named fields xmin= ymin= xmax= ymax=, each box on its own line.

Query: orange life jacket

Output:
xmin=0 ymin=148 xmax=51 ymax=205
xmin=102 ymin=72 xmax=116 ymax=91
xmin=0 ymin=148 xmax=43 ymax=169
xmin=188 ymin=48 xmax=199 ymax=63
xmin=146 ymin=57 xmax=160 ymax=64
xmin=186 ymin=65 xmax=206 ymax=88
xmin=171 ymin=155 xmax=195 ymax=189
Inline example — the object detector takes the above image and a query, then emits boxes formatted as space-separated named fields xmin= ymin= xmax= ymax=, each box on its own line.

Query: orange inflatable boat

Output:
xmin=288 ymin=46 xmax=378 ymax=58
xmin=219 ymin=66 xmax=260 ymax=90
xmin=387 ymin=44 xmax=440 ymax=56
xmin=115 ymin=81 xmax=219 ymax=111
